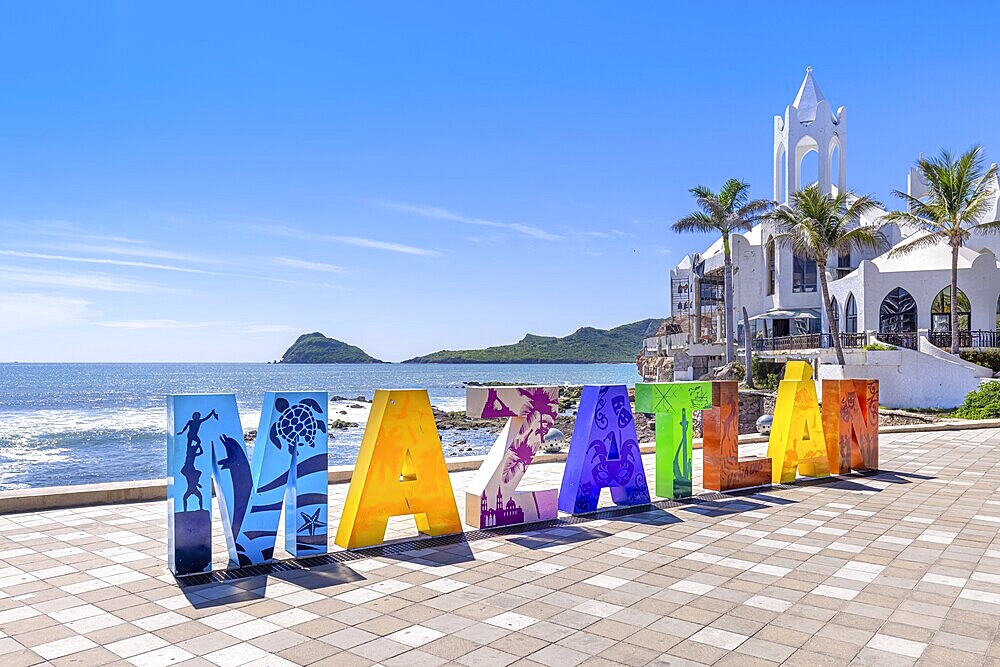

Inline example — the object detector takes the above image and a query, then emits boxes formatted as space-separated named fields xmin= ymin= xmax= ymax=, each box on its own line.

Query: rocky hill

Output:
xmin=279 ymin=332 xmax=383 ymax=364
xmin=403 ymin=318 xmax=664 ymax=364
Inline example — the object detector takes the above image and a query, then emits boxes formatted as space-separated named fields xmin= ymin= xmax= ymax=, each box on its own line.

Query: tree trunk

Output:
xmin=692 ymin=274 xmax=702 ymax=343
xmin=742 ymin=306 xmax=754 ymax=388
xmin=723 ymin=233 xmax=735 ymax=364
xmin=819 ymin=261 xmax=846 ymax=365
xmin=951 ymin=242 xmax=960 ymax=354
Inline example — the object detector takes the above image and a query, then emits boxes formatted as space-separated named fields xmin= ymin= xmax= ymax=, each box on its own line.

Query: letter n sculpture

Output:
xmin=335 ymin=389 xmax=462 ymax=549
xmin=702 ymin=381 xmax=771 ymax=492
xmin=465 ymin=386 xmax=559 ymax=528
xmin=559 ymin=385 xmax=650 ymax=514
xmin=821 ymin=379 xmax=879 ymax=474
xmin=635 ymin=382 xmax=712 ymax=498
xmin=767 ymin=361 xmax=829 ymax=483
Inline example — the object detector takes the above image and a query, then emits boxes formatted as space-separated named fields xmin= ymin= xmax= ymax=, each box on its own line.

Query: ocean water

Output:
xmin=0 ymin=363 xmax=640 ymax=491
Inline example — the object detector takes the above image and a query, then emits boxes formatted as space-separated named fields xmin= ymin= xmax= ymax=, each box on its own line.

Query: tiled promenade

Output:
xmin=3 ymin=428 xmax=1000 ymax=666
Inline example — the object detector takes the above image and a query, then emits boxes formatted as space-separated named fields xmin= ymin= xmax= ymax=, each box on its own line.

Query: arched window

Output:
xmin=845 ymin=294 xmax=857 ymax=333
xmin=792 ymin=252 xmax=817 ymax=293
xmin=879 ymin=287 xmax=917 ymax=332
xmin=830 ymin=297 xmax=840 ymax=333
xmin=766 ymin=238 xmax=775 ymax=295
xmin=830 ymin=143 xmax=840 ymax=193
xmin=931 ymin=287 xmax=971 ymax=332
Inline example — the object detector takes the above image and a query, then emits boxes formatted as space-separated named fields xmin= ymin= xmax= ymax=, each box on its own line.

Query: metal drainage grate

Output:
xmin=174 ymin=470 xmax=879 ymax=587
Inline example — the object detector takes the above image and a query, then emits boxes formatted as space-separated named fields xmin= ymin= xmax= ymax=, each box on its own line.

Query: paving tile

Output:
xmin=4 ymin=428 xmax=1000 ymax=666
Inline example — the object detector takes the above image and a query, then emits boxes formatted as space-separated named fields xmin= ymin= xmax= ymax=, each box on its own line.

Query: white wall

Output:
xmin=827 ymin=249 xmax=1000 ymax=332
xmin=817 ymin=342 xmax=992 ymax=409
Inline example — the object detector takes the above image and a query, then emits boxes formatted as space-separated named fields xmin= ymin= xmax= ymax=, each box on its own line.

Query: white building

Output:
xmin=664 ymin=68 xmax=1000 ymax=406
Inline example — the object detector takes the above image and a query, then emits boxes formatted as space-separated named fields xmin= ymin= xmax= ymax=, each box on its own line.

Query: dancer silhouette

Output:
xmin=181 ymin=441 xmax=204 ymax=511
xmin=177 ymin=410 xmax=218 ymax=447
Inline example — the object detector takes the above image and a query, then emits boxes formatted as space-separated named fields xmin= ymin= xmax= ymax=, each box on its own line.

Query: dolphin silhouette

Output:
xmin=217 ymin=433 xmax=252 ymax=536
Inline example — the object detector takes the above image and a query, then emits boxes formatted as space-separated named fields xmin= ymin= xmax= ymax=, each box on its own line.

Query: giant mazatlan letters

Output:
xmin=167 ymin=392 xmax=329 ymax=575
xmin=167 ymin=375 xmax=880 ymax=575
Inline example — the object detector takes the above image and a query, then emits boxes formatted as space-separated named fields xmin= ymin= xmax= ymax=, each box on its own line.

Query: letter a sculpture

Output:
xmin=335 ymin=389 xmax=462 ymax=549
xmin=559 ymin=384 xmax=650 ymax=514
xmin=767 ymin=361 xmax=830 ymax=483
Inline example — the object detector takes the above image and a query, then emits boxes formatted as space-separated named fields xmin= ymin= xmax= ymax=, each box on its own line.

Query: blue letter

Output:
xmin=167 ymin=392 xmax=329 ymax=574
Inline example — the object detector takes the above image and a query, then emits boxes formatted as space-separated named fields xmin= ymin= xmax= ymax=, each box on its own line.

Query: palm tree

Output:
xmin=767 ymin=185 xmax=886 ymax=365
xmin=673 ymin=179 xmax=773 ymax=364
xmin=882 ymin=146 xmax=1000 ymax=353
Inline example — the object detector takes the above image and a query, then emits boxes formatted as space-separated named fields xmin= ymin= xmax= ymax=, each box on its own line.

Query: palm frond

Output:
xmin=672 ymin=212 xmax=718 ymax=234
xmin=972 ymin=219 xmax=1000 ymax=235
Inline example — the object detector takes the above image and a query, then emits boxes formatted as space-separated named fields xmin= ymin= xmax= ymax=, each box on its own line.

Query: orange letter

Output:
xmin=703 ymin=382 xmax=771 ymax=491
xmin=822 ymin=379 xmax=879 ymax=474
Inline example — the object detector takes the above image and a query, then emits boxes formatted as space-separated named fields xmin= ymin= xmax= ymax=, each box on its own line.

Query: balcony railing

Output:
xmin=928 ymin=330 xmax=1000 ymax=350
xmin=875 ymin=331 xmax=918 ymax=350
xmin=753 ymin=332 xmax=866 ymax=352
xmin=750 ymin=330 xmax=1000 ymax=354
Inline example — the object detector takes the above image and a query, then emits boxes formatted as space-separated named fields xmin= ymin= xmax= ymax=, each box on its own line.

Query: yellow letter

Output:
xmin=335 ymin=389 xmax=462 ymax=549
xmin=766 ymin=361 xmax=830 ymax=483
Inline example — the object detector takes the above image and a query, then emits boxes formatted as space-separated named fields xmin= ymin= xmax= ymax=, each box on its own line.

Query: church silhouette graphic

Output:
xmin=480 ymin=487 xmax=525 ymax=527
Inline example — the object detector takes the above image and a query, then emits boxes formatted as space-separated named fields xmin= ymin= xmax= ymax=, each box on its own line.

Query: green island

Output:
xmin=278 ymin=332 xmax=383 ymax=364
xmin=402 ymin=318 xmax=664 ymax=364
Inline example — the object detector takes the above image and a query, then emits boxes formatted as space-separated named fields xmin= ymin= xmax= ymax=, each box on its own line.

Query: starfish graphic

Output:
xmin=297 ymin=508 xmax=326 ymax=537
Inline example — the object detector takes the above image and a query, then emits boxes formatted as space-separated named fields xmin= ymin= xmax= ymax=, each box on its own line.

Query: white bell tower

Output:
xmin=774 ymin=68 xmax=847 ymax=202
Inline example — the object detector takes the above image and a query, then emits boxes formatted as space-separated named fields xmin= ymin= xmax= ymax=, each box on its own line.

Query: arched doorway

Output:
xmin=879 ymin=287 xmax=917 ymax=332
xmin=930 ymin=287 xmax=971 ymax=332
xmin=845 ymin=294 xmax=857 ymax=333
xmin=830 ymin=296 xmax=840 ymax=333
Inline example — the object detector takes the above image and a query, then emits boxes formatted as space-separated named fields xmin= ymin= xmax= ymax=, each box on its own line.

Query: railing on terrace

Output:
xmin=928 ymin=330 xmax=1000 ymax=350
xmin=752 ymin=332 xmax=866 ymax=352
xmin=875 ymin=331 xmax=918 ymax=350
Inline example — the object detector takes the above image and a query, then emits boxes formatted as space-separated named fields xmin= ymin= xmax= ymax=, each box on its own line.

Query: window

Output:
xmin=766 ymin=238 xmax=775 ymax=295
xmin=792 ymin=253 xmax=817 ymax=293
xmin=931 ymin=287 xmax=971 ymax=332
xmin=838 ymin=252 xmax=850 ymax=269
xmin=830 ymin=297 xmax=840 ymax=333
xmin=879 ymin=287 xmax=917 ymax=332
xmin=845 ymin=294 xmax=857 ymax=333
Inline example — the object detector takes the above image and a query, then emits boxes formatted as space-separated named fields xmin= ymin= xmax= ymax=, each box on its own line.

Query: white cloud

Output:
xmin=250 ymin=224 xmax=440 ymax=257
xmin=0 ymin=266 xmax=156 ymax=292
xmin=0 ymin=293 xmax=90 ymax=333
xmin=55 ymin=243 xmax=212 ymax=265
xmin=0 ymin=250 xmax=210 ymax=274
xmin=376 ymin=200 xmax=564 ymax=241
xmin=97 ymin=319 xmax=223 ymax=329
xmin=270 ymin=257 xmax=347 ymax=274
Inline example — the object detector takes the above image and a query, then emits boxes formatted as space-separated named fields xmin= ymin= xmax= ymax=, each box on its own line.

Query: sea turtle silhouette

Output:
xmin=269 ymin=397 xmax=327 ymax=455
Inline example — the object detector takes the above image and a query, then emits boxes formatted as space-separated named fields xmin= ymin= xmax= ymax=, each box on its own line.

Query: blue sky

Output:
xmin=2 ymin=2 xmax=1000 ymax=362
